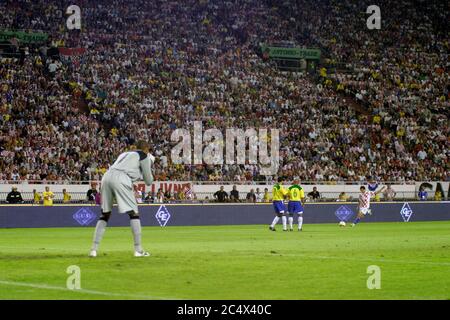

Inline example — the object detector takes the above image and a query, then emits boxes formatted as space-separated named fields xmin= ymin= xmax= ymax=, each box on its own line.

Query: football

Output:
xmin=339 ymin=221 xmax=346 ymax=227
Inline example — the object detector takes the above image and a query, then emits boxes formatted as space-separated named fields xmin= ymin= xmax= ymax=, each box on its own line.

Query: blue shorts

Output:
xmin=288 ymin=201 xmax=304 ymax=214
xmin=273 ymin=201 xmax=287 ymax=214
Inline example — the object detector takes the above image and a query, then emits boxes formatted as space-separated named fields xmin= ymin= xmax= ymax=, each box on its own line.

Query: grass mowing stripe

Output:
xmin=0 ymin=280 xmax=180 ymax=300
xmin=279 ymin=253 xmax=450 ymax=266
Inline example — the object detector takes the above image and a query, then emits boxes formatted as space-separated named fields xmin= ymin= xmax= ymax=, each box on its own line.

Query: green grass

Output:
xmin=0 ymin=221 xmax=449 ymax=300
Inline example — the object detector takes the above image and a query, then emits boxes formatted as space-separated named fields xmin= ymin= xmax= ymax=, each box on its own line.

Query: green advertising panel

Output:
xmin=262 ymin=45 xmax=321 ymax=60
xmin=0 ymin=30 xmax=48 ymax=43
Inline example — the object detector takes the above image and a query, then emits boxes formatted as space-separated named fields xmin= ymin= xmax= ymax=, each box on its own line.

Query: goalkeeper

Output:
xmin=90 ymin=140 xmax=155 ymax=257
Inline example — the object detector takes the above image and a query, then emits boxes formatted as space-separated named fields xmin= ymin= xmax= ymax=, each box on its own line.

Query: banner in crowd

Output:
xmin=415 ymin=182 xmax=449 ymax=198
xmin=261 ymin=45 xmax=321 ymax=60
xmin=58 ymin=47 xmax=86 ymax=56
xmin=0 ymin=30 xmax=48 ymax=43
xmin=58 ymin=47 xmax=87 ymax=69
xmin=0 ymin=181 xmax=193 ymax=195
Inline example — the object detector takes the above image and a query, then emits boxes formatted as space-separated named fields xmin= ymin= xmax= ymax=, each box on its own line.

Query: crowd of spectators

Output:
xmin=0 ymin=0 xmax=448 ymax=184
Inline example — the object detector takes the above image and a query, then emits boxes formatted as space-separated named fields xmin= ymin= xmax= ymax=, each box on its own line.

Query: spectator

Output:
xmin=6 ymin=187 xmax=23 ymax=204
xmin=308 ymin=187 xmax=321 ymax=201
xmin=230 ymin=185 xmax=240 ymax=202
xmin=62 ymin=188 xmax=72 ymax=203
xmin=94 ymin=192 xmax=101 ymax=205
xmin=263 ymin=188 xmax=271 ymax=202
xmin=42 ymin=186 xmax=54 ymax=206
xmin=214 ymin=186 xmax=229 ymax=203
xmin=134 ymin=186 xmax=143 ymax=204
xmin=145 ymin=192 xmax=155 ymax=203
xmin=184 ymin=185 xmax=195 ymax=201
xmin=47 ymin=60 xmax=58 ymax=77
xmin=246 ymin=189 xmax=256 ymax=203
xmin=337 ymin=192 xmax=349 ymax=202
xmin=418 ymin=187 xmax=428 ymax=201
xmin=383 ymin=185 xmax=397 ymax=201
xmin=434 ymin=191 xmax=442 ymax=201
xmin=255 ymin=188 xmax=263 ymax=203
xmin=164 ymin=191 xmax=175 ymax=202
xmin=155 ymin=188 xmax=165 ymax=203
xmin=176 ymin=189 xmax=186 ymax=202
xmin=87 ymin=185 xmax=98 ymax=203
xmin=33 ymin=189 xmax=41 ymax=204
xmin=374 ymin=192 xmax=381 ymax=202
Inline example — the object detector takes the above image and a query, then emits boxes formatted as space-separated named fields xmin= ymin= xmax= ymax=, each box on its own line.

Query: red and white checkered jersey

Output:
xmin=359 ymin=191 xmax=375 ymax=209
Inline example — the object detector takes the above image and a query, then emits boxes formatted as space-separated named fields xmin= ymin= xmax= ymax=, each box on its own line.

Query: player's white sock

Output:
xmin=298 ymin=216 xmax=303 ymax=230
xmin=288 ymin=216 xmax=294 ymax=229
xmin=270 ymin=216 xmax=280 ymax=228
xmin=130 ymin=219 xmax=143 ymax=252
xmin=91 ymin=220 xmax=107 ymax=251
xmin=282 ymin=216 xmax=287 ymax=230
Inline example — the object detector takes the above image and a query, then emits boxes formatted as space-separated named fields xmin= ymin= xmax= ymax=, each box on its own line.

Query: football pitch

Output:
xmin=0 ymin=221 xmax=449 ymax=300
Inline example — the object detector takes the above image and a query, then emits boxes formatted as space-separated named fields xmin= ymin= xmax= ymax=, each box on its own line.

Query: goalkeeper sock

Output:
xmin=282 ymin=216 xmax=287 ymax=230
xmin=270 ymin=216 xmax=280 ymax=228
xmin=130 ymin=219 xmax=143 ymax=252
xmin=288 ymin=216 xmax=293 ymax=229
xmin=92 ymin=220 xmax=107 ymax=251
xmin=298 ymin=216 xmax=303 ymax=229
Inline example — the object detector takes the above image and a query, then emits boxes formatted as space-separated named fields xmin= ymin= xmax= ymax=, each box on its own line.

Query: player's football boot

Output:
xmin=89 ymin=250 xmax=97 ymax=257
xmin=269 ymin=226 xmax=276 ymax=231
xmin=351 ymin=223 xmax=356 ymax=227
xmin=298 ymin=228 xmax=303 ymax=231
xmin=134 ymin=251 xmax=151 ymax=257
xmin=289 ymin=228 xmax=293 ymax=232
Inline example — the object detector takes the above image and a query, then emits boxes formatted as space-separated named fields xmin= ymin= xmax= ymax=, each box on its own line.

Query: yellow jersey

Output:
xmin=288 ymin=185 xmax=305 ymax=202
xmin=63 ymin=192 xmax=72 ymax=203
xmin=34 ymin=192 xmax=41 ymax=203
xmin=272 ymin=184 xmax=288 ymax=201
xmin=42 ymin=191 xmax=54 ymax=206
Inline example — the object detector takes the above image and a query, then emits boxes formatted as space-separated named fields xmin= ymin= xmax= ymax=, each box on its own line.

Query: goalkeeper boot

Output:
xmin=89 ymin=250 xmax=97 ymax=258
xmin=134 ymin=250 xmax=151 ymax=257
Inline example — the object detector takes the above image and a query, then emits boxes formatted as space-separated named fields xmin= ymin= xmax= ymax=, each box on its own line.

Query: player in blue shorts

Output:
xmin=269 ymin=177 xmax=289 ymax=231
xmin=288 ymin=179 xmax=305 ymax=231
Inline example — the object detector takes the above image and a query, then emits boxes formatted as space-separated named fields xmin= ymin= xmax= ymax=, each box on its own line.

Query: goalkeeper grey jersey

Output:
xmin=109 ymin=150 xmax=154 ymax=185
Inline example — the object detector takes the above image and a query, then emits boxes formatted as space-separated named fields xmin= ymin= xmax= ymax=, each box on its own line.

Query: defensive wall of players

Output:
xmin=0 ymin=202 xmax=449 ymax=228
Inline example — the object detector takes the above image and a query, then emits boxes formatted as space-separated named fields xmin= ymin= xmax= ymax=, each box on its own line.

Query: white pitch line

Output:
xmin=0 ymin=280 xmax=180 ymax=300
xmin=0 ymin=246 xmax=86 ymax=252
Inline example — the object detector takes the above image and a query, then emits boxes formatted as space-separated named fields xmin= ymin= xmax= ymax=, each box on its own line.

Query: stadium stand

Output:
xmin=0 ymin=0 xmax=448 ymax=183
